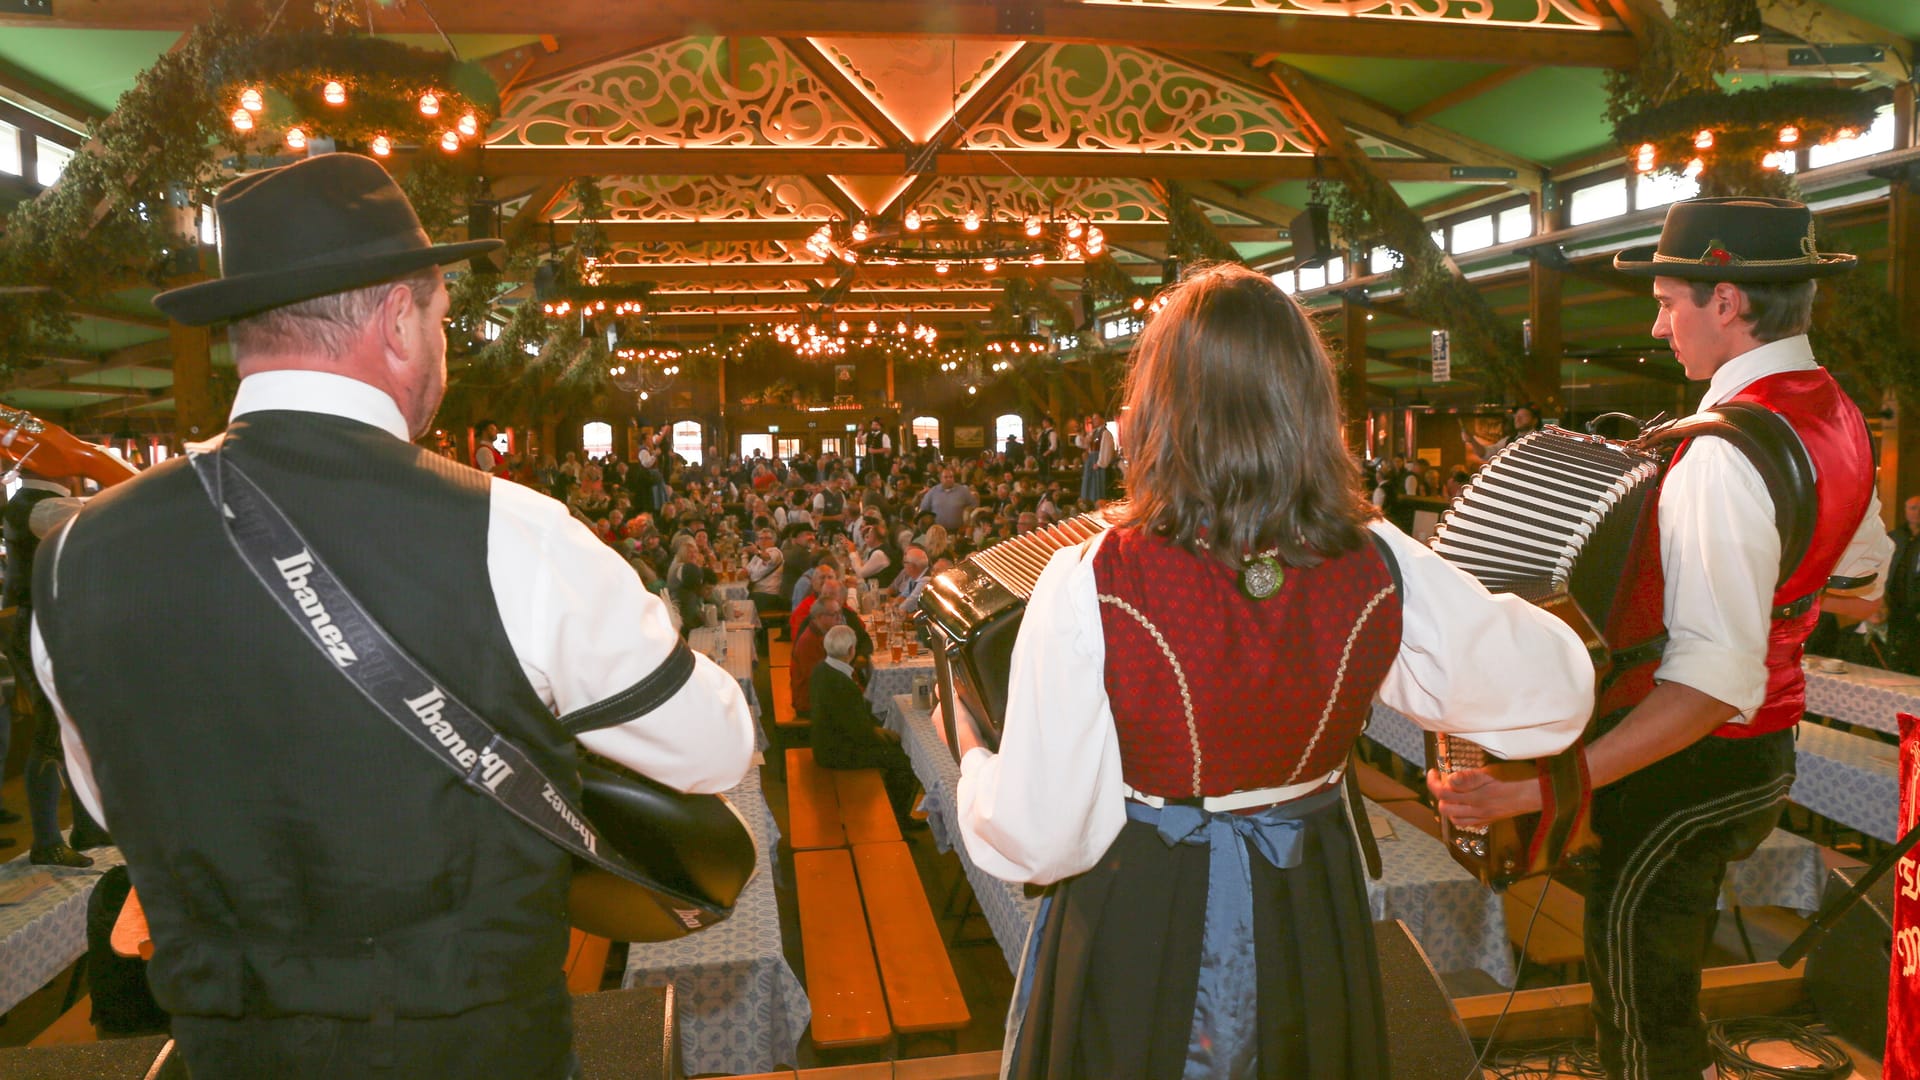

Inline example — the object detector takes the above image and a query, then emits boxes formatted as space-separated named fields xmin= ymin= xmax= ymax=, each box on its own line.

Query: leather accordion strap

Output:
xmin=559 ymin=643 xmax=694 ymax=735
xmin=187 ymin=447 xmax=726 ymax=929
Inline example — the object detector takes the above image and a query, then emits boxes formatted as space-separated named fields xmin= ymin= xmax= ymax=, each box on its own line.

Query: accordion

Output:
xmin=920 ymin=512 xmax=1114 ymax=760
xmin=1426 ymin=405 xmax=1814 ymax=888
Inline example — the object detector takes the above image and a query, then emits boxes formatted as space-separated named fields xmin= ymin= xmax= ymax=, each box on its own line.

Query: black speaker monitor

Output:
xmin=1806 ymin=864 xmax=1897 ymax=1054
xmin=1290 ymin=204 xmax=1332 ymax=270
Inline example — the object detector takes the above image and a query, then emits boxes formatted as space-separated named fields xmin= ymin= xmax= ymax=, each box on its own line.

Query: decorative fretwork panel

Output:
xmin=602 ymin=240 xmax=823 ymax=265
xmin=1082 ymin=0 xmax=1607 ymax=29
xmin=652 ymin=280 xmax=817 ymax=294
xmin=547 ymin=175 xmax=842 ymax=221
xmin=962 ymin=44 xmax=1318 ymax=155
xmin=908 ymin=176 xmax=1168 ymax=222
xmin=491 ymin=37 xmax=879 ymax=148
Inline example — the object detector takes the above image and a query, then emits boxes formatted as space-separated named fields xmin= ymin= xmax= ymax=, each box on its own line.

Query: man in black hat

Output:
xmin=1434 ymin=197 xmax=1892 ymax=1080
xmin=31 ymin=153 xmax=755 ymax=1079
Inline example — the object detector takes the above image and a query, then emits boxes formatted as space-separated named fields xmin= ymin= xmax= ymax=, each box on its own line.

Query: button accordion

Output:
xmin=1426 ymin=407 xmax=1814 ymax=888
xmin=921 ymin=512 xmax=1114 ymax=760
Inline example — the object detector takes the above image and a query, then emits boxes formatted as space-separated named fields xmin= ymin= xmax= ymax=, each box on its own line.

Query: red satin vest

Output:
xmin=1650 ymin=368 xmax=1875 ymax=738
xmin=1093 ymin=527 xmax=1402 ymax=797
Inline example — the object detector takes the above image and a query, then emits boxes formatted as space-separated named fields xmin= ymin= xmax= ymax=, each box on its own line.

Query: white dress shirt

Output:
xmin=1654 ymin=335 xmax=1891 ymax=718
xmin=37 ymin=370 xmax=756 ymax=827
xmin=956 ymin=521 xmax=1596 ymax=885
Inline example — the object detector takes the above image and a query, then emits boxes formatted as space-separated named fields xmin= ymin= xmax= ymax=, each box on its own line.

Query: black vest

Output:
xmin=3 ymin=484 xmax=63 ymax=612
xmin=37 ymin=412 xmax=575 ymax=1027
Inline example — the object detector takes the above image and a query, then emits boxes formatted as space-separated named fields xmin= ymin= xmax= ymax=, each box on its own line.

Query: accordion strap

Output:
xmin=187 ymin=446 xmax=728 ymax=928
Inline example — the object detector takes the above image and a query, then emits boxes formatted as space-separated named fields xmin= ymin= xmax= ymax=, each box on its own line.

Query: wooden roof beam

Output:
xmin=1760 ymin=0 xmax=1913 ymax=71
xmin=5 ymin=2 xmax=1641 ymax=68
xmin=1181 ymin=180 xmax=1299 ymax=226
xmin=0 ymin=56 xmax=104 ymax=133
xmin=555 ymin=220 xmax=1282 ymax=243
xmin=462 ymin=146 xmax=1520 ymax=183
xmin=4 ymin=338 xmax=174 ymax=393
xmin=1402 ymin=66 xmax=1538 ymax=124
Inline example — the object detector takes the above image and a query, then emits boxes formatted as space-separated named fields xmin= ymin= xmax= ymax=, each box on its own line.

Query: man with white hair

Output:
xmin=810 ymin=625 xmax=920 ymax=825
xmin=33 ymin=154 xmax=754 ymax=1077
xmin=888 ymin=545 xmax=932 ymax=611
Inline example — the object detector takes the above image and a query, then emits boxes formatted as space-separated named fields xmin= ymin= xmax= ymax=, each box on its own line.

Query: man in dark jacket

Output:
xmin=809 ymin=625 xmax=919 ymax=824
xmin=35 ymin=155 xmax=754 ymax=1079
xmin=1886 ymin=494 xmax=1920 ymax=672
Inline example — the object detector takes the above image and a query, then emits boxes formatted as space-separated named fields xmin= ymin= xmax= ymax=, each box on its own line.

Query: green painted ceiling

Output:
xmin=1823 ymin=0 xmax=1920 ymax=37
xmin=68 ymin=366 xmax=173 ymax=389
xmin=1427 ymin=67 xmax=1617 ymax=167
xmin=1 ymin=388 xmax=124 ymax=410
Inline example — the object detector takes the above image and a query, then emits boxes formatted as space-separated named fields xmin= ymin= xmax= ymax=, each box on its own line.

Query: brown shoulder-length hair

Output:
xmin=1114 ymin=262 xmax=1371 ymax=569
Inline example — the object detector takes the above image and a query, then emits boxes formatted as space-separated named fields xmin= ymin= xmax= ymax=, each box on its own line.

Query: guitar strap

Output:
xmin=187 ymin=446 xmax=729 ymax=931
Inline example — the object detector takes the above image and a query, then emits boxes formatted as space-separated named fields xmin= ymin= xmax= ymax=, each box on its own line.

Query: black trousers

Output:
xmin=1585 ymin=727 xmax=1795 ymax=1080
xmin=171 ymin=982 xmax=575 ymax=1080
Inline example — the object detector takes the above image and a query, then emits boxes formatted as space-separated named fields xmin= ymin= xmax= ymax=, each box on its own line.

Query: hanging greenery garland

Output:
xmin=1614 ymin=85 xmax=1883 ymax=198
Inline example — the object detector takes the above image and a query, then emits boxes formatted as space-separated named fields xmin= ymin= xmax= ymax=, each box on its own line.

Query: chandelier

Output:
xmin=803 ymin=202 xmax=1106 ymax=273
xmin=608 ymin=314 xmax=681 ymax=402
xmin=214 ymin=6 xmax=496 ymax=158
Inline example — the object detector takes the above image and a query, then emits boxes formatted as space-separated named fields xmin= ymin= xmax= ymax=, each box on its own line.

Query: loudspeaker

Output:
xmin=1806 ymin=864 xmax=1896 ymax=1053
xmin=574 ymin=984 xmax=678 ymax=1080
xmin=1376 ymin=919 xmax=1479 ymax=1080
xmin=1290 ymin=204 xmax=1332 ymax=269
xmin=0 ymin=1035 xmax=172 ymax=1079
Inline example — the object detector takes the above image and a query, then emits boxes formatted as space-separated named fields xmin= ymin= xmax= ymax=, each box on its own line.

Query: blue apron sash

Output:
xmin=1126 ymin=785 xmax=1343 ymax=1080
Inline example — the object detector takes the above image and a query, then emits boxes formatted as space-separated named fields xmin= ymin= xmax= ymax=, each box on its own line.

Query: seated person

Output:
xmin=809 ymin=626 xmax=920 ymax=826
xmin=790 ymin=584 xmax=871 ymax=719
xmin=791 ymin=559 xmax=840 ymax=638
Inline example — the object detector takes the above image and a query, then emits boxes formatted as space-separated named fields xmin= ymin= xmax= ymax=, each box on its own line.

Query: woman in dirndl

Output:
xmin=953 ymin=263 xmax=1595 ymax=1079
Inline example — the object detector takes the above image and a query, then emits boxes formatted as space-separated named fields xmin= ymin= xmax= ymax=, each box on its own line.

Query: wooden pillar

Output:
xmin=1879 ymin=84 xmax=1920 ymax=527
xmin=1342 ymin=298 xmax=1369 ymax=456
xmin=885 ymin=354 xmax=896 ymax=407
xmin=714 ymin=356 xmax=727 ymax=457
xmin=170 ymin=321 xmax=217 ymax=444
xmin=1525 ymin=258 xmax=1564 ymax=416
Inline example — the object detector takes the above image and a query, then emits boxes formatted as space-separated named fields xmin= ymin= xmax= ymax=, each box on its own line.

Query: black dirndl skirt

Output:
xmin=1003 ymin=795 xmax=1387 ymax=1080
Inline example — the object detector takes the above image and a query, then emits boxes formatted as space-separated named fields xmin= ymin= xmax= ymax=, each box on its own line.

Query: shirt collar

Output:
xmin=825 ymin=656 xmax=854 ymax=677
xmin=229 ymin=370 xmax=412 ymax=442
xmin=1698 ymin=335 xmax=1818 ymax=411
xmin=19 ymin=478 xmax=70 ymax=496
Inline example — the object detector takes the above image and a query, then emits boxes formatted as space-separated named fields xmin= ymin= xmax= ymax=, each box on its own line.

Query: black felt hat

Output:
xmin=153 ymin=153 xmax=503 ymax=326
xmin=1613 ymin=196 xmax=1854 ymax=282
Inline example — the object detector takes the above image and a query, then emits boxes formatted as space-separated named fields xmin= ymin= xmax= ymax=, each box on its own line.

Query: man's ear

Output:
xmin=1712 ymin=281 xmax=1748 ymax=328
xmin=377 ymin=282 xmax=417 ymax=360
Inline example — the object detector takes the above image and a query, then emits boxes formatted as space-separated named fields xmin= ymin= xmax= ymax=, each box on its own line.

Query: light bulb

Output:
xmin=323 ymin=80 xmax=346 ymax=106
xmin=1030 ymin=252 xmax=1044 ymax=266
xmin=419 ymin=91 xmax=440 ymax=117
xmin=1836 ymin=126 xmax=1859 ymax=141
xmin=904 ymin=209 xmax=922 ymax=231
xmin=838 ymin=320 xmax=849 ymax=333
xmin=231 ymin=108 xmax=254 ymax=132
xmin=967 ymin=385 xmax=977 ymax=395
xmin=935 ymin=261 xmax=949 ymax=275
xmin=963 ymin=209 xmax=981 ymax=232
xmin=240 ymin=87 xmax=265 ymax=113
xmin=458 ymin=113 xmax=478 ymax=137
xmin=1684 ymin=157 xmax=1704 ymax=179
xmin=1694 ymin=128 xmax=1714 ymax=150
xmin=440 ymin=130 xmax=460 ymax=153
xmin=370 ymin=134 xmax=392 ymax=156
xmin=1778 ymin=125 xmax=1800 ymax=145
xmin=851 ymin=220 xmax=869 ymax=241
xmin=867 ymin=321 xmax=878 ymax=334
xmin=1635 ymin=143 xmax=1655 ymax=172
xmin=981 ymin=257 xmax=999 ymax=272
xmin=1025 ymin=216 xmax=1042 ymax=238
xmin=1067 ymin=219 xmax=1084 ymax=239
xmin=285 ymin=127 xmax=307 ymax=150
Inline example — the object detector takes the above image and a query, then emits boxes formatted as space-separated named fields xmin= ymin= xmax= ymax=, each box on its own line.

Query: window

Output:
xmin=672 ymin=420 xmax=703 ymax=465
xmin=995 ymin=413 xmax=1025 ymax=451
xmin=1635 ymin=171 xmax=1698 ymax=211
xmin=199 ymin=204 xmax=219 ymax=246
xmin=0 ymin=119 xmax=18 ymax=176
xmin=1296 ymin=264 xmax=1326 ymax=291
xmin=1496 ymin=205 xmax=1533 ymax=243
xmin=848 ymin=424 xmax=864 ymax=461
xmin=1808 ymin=103 xmax=1897 ymax=169
xmin=1324 ymin=256 xmax=1345 ymax=284
xmin=911 ymin=415 xmax=940 ymax=452
xmin=581 ymin=421 xmax=613 ymax=459
xmin=1272 ymin=273 xmax=1296 ymax=295
xmin=1370 ymin=247 xmax=1397 ymax=274
xmin=34 ymin=137 xmax=72 ymax=188
xmin=1450 ymin=215 xmax=1495 ymax=254
xmin=777 ymin=437 xmax=804 ymax=460
xmin=819 ymin=437 xmax=842 ymax=457
xmin=1568 ymin=177 xmax=1628 ymax=226
xmin=740 ymin=433 xmax=773 ymax=460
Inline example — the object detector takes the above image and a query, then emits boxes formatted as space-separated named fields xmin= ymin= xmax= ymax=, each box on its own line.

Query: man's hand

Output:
xmin=1428 ymin=768 xmax=1541 ymax=831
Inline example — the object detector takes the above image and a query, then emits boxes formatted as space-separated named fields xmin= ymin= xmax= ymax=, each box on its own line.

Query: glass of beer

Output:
xmin=890 ymin=640 xmax=904 ymax=664
xmin=904 ymin=637 xmax=919 ymax=659
xmin=874 ymin=626 xmax=888 ymax=650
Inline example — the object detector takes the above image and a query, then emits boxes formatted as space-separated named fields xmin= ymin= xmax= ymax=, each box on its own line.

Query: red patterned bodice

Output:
xmin=1093 ymin=527 xmax=1403 ymax=798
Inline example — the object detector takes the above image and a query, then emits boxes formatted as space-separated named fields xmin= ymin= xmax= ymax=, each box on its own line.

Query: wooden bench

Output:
xmin=769 ymin=638 xmax=794 ymax=668
xmin=1502 ymin=877 xmax=1588 ymax=981
xmin=834 ymin=770 xmax=902 ymax=846
xmin=852 ymin=842 xmax=970 ymax=1037
xmin=793 ymin=848 xmax=892 ymax=1049
xmin=787 ymin=748 xmax=848 ymax=850
xmin=771 ymin=676 xmax=809 ymax=736
xmin=564 ymin=929 xmax=612 ymax=995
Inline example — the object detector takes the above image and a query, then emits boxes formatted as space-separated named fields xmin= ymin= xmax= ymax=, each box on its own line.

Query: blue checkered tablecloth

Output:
xmin=1801 ymin=657 xmax=1920 ymax=737
xmin=887 ymin=696 xmax=1518 ymax=985
xmin=690 ymin=626 xmax=764 ymax=751
xmin=1365 ymin=703 xmax=1827 ymax=914
xmin=0 ymin=840 xmax=125 ymax=1016
xmin=865 ymin=652 xmax=935 ymax=715
xmin=1791 ymin=721 xmax=1900 ymax=843
xmin=622 ymin=767 xmax=809 ymax=1076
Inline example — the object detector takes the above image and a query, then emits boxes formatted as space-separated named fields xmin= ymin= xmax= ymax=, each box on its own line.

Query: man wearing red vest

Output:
xmin=1436 ymin=197 xmax=1892 ymax=1080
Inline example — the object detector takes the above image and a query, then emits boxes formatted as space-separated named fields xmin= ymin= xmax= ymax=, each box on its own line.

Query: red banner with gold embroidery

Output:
xmin=1890 ymin=712 xmax=1920 ymax=1080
